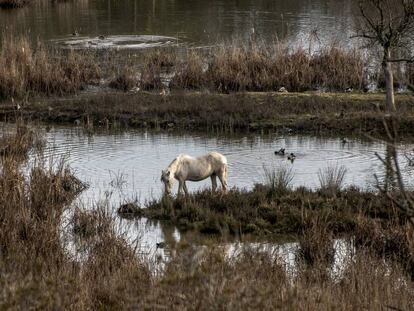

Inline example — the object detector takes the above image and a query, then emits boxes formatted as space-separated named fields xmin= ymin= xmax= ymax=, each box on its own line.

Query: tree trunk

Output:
xmin=383 ymin=49 xmax=396 ymax=112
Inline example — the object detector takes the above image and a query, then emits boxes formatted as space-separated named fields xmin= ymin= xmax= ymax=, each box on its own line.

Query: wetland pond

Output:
xmin=1 ymin=0 xmax=354 ymax=48
xmin=40 ymin=126 xmax=414 ymax=272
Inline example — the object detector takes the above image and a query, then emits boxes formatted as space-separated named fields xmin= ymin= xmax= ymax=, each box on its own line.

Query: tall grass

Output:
xmin=0 ymin=0 xmax=30 ymax=8
xmin=263 ymin=164 xmax=294 ymax=196
xmin=0 ymin=123 xmax=150 ymax=309
xmin=1 ymin=125 xmax=414 ymax=308
xmin=318 ymin=165 xmax=347 ymax=196
xmin=109 ymin=66 xmax=138 ymax=91
xmin=1 ymin=36 xmax=413 ymax=98
xmin=170 ymin=42 xmax=367 ymax=92
xmin=0 ymin=36 xmax=101 ymax=99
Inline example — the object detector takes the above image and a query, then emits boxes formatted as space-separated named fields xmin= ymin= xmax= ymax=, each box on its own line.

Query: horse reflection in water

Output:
xmin=161 ymin=152 xmax=228 ymax=196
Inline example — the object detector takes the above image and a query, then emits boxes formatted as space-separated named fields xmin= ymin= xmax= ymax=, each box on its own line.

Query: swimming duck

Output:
xmin=72 ymin=31 xmax=79 ymax=37
xmin=98 ymin=35 xmax=106 ymax=40
xmin=156 ymin=242 xmax=166 ymax=249
xmin=274 ymin=148 xmax=285 ymax=155
xmin=287 ymin=153 xmax=296 ymax=161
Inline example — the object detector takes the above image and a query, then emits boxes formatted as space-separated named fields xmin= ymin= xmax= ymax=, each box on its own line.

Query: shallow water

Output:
xmin=37 ymin=127 xmax=413 ymax=273
xmin=1 ymin=0 xmax=354 ymax=48
xmin=43 ymin=127 xmax=414 ymax=206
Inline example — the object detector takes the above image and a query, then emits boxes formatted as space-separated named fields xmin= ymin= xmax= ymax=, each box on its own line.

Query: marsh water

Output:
xmin=40 ymin=126 xmax=414 ymax=270
xmin=44 ymin=127 xmax=414 ymax=206
xmin=0 ymin=0 xmax=407 ymax=275
xmin=1 ymin=0 xmax=354 ymax=48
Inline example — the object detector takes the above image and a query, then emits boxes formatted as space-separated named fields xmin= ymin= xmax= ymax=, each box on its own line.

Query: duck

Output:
xmin=156 ymin=241 xmax=166 ymax=249
xmin=341 ymin=137 xmax=347 ymax=144
xmin=287 ymin=153 xmax=296 ymax=161
xmin=274 ymin=148 xmax=285 ymax=155
xmin=72 ymin=31 xmax=79 ymax=37
xmin=98 ymin=35 xmax=106 ymax=40
xmin=345 ymin=87 xmax=353 ymax=93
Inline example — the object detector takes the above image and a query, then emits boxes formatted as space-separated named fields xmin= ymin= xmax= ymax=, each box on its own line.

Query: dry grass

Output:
xmin=5 ymin=92 xmax=414 ymax=136
xmin=297 ymin=216 xmax=335 ymax=266
xmin=171 ymin=51 xmax=207 ymax=90
xmin=0 ymin=122 xmax=43 ymax=159
xmin=140 ymin=245 xmax=414 ymax=310
xmin=0 ymin=124 xmax=414 ymax=309
xmin=0 ymin=0 xmax=30 ymax=8
xmin=0 ymin=36 xmax=101 ymax=99
xmin=139 ymin=49 xmax=175 ymax=90
xmin=109 ymin=66 xmax=138 ymax=91
xmin=0 ymin=36 xmax=412 ymax=99
xmin=142 ymin=185 xmax=401 ymax=236
xmin=168 ymin=43 xmax=367 ymax=92
xmin=263 ymin=164 xmax=294 ymax=196
xmin=318 ymin=165 xmax=347 ymax=196
xmin=0 ymin=123 xmax=150 ymax=309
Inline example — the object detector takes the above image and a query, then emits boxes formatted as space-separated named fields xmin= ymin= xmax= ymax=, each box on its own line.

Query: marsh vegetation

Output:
xmin=0 ymin=125 xmax=413 ymax=310
xmin=1 ymin=0 xmax=414 ymax=309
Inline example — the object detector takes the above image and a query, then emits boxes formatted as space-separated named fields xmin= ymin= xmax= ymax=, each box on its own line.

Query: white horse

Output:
xmin=161 ymin=152 xmax=228 ymax=196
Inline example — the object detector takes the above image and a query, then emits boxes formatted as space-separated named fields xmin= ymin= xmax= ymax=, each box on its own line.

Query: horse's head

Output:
xmin=161 ymin=170 xmax=173 ymax=195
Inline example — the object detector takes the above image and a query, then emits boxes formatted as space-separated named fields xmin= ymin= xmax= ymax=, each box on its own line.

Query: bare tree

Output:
xmin=374 ymin=119 xmax=414 ymax=225
xmin=353 ymin=0 xmax=414 ymax=112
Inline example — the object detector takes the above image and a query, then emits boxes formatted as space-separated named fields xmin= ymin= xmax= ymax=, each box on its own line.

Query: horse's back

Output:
xmin=206 ymin=152 xmax=227 ymax=165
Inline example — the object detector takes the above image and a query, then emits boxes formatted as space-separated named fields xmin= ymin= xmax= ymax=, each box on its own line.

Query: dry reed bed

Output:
xmin=170 ymin=44 xmax=367 ymax=92
xmin=0 ymin=0 xmax=30 ymax=8
xmin=2 ymin=36 xmax=413 ymax=99
xmin=0 ymin=36 xmax=101 ymax=99
xmin=0 ymin=125 xmax=413 ymax=309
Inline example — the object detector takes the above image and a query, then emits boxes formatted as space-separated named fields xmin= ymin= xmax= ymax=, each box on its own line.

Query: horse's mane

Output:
xmin=167 ymin=154 xmax=184 ymax=171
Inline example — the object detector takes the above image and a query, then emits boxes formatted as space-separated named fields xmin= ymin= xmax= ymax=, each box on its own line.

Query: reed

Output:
xmin=263 ymin=164 xmax=294 ymax=196
xmin=0 ymin=125 xmax=413 ymax=309
xmin=318 ymin=165 xmax=347 ymax=196
xmin=0 ymin=36 xmax=101 ymax=99
xmin=0 ymin=0 xmax=31 ymax=8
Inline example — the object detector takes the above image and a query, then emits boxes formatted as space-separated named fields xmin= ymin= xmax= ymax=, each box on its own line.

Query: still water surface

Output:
xmin=1 ymin=0 xmax=354 ymax=47
xmin=39 ymin=127 xmax=413 ymax=272
xmin=43 ymin=127 xmax=414 ymax=206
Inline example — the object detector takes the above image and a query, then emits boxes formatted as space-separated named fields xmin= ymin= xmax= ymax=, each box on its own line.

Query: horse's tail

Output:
xmin=222 ymin=162 xmax=228 ymax=190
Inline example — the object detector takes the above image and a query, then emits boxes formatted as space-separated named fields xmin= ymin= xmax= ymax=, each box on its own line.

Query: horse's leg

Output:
xmin=183 ymin=181 xmax=189 ymax=196
xmin=178 ymin=180 xmax=184 ymax=197
xmin=211 ymin=174 xmax=217 ymax=192
xmin=218 ymin=166 xmax=228 ymax=193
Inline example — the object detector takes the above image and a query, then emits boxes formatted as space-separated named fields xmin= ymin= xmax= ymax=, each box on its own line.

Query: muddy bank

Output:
xmin=2 ymin=92 xmax=414 ymax=135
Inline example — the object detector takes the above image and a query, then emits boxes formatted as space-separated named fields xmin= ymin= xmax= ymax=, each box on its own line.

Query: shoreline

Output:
xmin=1 ymin=91 xmax=414 ymax=136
